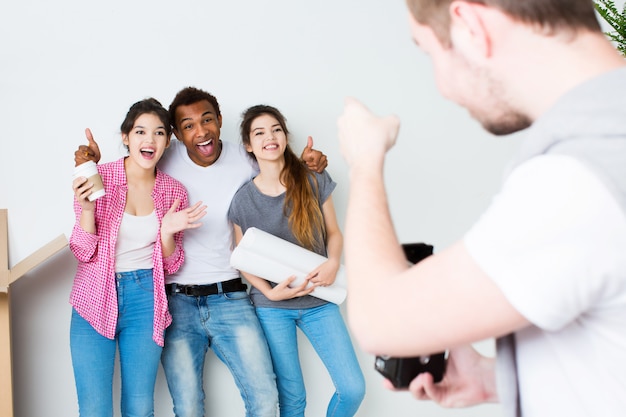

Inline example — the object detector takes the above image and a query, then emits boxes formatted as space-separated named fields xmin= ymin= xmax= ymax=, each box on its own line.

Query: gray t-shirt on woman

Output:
xmin=228 ymin=170 xmax=336 ymax=309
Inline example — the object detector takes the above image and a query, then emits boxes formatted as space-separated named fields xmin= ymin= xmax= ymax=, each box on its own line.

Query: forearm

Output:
xmin=160 ymin=195 xmax=193 ymax=260
xmin=241 ymin=271 xmax=273 ymax=297
xmin=344 ymin=163 xmax=409 ymax=344
xmin=160 ymin=231 xmax=176 ymax=258
xmin=345 ymin=163 xmax=408 ymax=272
xmin=79 ymin=208 xmax=96 ymax=234
xmin=325 ymin=229 xmax=343 ymax=266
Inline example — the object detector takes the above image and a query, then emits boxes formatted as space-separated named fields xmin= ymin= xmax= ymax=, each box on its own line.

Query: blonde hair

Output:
xmin=406 ymin=0 xmax=601 ymax=46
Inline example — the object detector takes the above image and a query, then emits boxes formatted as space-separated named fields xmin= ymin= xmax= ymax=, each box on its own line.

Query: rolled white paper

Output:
xmin=230 ymin=227 xmax=347 ymax=304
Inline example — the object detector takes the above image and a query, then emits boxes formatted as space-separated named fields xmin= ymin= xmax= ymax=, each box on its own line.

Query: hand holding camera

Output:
xmin=373 ymin=243 xmax=448 ymax=389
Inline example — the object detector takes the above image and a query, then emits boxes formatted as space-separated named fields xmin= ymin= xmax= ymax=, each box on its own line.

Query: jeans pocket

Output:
xmin=134 ymin=270 xmax=155 ymax=293
xmin=223 ymin=290 xmax=250 ymax=301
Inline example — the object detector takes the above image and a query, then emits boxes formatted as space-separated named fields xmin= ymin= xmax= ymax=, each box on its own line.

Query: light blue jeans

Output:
xmin=70 ymin=269 xmax=162 ymax=417
xmin=256 ymin=303 xmax=366 ymax=417
xmin=161 ymin=289 xmax=278 ymax=417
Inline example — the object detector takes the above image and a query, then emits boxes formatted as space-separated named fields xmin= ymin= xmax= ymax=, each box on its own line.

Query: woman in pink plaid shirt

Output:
xmin=69 ymin=98 xmax=206 ymax=417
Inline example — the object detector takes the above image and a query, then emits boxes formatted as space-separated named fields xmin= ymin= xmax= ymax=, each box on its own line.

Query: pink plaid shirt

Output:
xmin=69 ymin=157 xmax=188 ymax=346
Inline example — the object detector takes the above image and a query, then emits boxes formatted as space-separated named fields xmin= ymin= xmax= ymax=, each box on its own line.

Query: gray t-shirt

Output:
xmin=228 ymin=170 xmax=336 ymax=309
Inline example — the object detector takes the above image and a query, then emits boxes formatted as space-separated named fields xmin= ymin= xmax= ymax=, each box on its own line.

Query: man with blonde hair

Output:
xmin=338 ymin=1 xmax=626 ymax=416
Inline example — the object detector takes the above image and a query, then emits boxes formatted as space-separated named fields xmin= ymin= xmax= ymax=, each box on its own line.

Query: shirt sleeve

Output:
xmin=69 ymin=198 xmax=99 ymax=262
xmin=315 ymin=170 xmax=336 ymax=204
xmin=464 ymin=155 xmax=626 ymax=330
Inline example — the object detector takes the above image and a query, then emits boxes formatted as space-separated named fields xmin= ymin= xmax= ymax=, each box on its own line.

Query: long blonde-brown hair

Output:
xmin=240 ymin=105 xmax=325 ymax=251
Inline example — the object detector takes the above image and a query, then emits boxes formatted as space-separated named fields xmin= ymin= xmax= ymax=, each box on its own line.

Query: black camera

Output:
xmin=374 ymin=351 xmax=447 ymax=388
xmin=373 ymin=243 xmax=448 ymax=388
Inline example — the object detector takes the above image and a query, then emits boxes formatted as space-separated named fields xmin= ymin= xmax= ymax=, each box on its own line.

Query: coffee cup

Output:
xmin=73 ymin=161 xmax=105 ymax=201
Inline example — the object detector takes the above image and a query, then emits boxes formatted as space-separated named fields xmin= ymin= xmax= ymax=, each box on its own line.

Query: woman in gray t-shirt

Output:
xmin=228 ymin=104 xmax=365 ymax=417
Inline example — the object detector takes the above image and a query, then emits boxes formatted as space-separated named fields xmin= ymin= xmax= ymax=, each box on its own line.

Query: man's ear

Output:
xmin=407 ymin=10 xmax=421 ymax=41
xmin=449 ymin=1 xmax=492 ymax=60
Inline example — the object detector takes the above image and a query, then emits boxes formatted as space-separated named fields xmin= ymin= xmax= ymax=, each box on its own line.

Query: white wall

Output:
xmin=11 ymin=0 xmax=619 ymax=415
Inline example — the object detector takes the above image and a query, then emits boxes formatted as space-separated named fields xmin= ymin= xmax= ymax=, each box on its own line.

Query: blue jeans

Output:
xmin=70 ymin=269 xmax=162 ymax=417
xmin=256 ymin=303 xmax=365 ymax=417
xmin=161 ymin=289 xmax=278 ymax=417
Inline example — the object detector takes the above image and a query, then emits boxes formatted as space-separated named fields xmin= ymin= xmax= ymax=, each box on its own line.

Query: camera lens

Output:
xmin=374 ymin=357 xmax=387 ymax=371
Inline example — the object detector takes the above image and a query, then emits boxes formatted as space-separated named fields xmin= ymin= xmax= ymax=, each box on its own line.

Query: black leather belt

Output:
xmin=165 ymin=278 xmax=247 ymax=296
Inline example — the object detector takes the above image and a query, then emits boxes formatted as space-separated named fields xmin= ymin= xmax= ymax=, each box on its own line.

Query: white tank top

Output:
xmin=115 ymin=211 xmax=157 ymax=272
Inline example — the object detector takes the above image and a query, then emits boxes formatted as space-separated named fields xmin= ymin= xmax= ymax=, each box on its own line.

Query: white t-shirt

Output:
xmin=158 ymin=139 xmax=257 ymax=285
xmin=465 ymin=154 xmax=626 ymax=417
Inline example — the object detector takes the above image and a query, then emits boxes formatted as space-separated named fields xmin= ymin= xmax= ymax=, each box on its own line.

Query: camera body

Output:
xmin=374 ymin=351 xmax=447 ymax=388
xmin=373 ymin=243 xmax=448 ymax=388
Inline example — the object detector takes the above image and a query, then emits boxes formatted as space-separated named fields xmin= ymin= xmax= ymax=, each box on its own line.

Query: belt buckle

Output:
xmin=182 ymin=285 xmax=195 ymax=296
